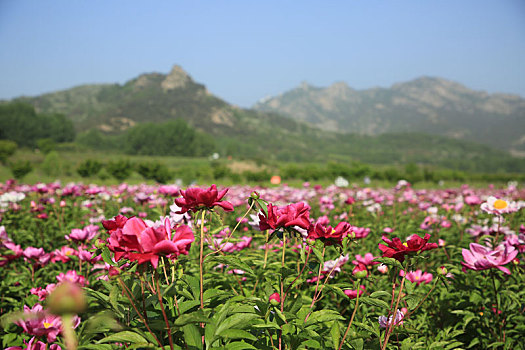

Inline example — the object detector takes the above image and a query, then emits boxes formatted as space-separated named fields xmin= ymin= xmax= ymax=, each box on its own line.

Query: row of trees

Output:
xmin=0 ymin=102 xmax=75 ymax=148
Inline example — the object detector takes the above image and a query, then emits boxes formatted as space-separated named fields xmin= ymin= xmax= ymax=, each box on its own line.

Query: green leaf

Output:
xmin=183 ymin=323 xmax=203 ymax=350
xmin=224 ymin=341 xmax=258 ymax=350
xmin=330 ymin=321 xmax=341 ymax=350
xmin=373 ymin=257 xmax=403 ymax=270
xmin=174 ymin=310 xmax=209 ymax=326
xmin=220 ymin=329 xmax=258 ymax=341
xmin=312 ymin=246 xmax=325 ymax=265
xmin=359 ymin=297 xmax=390 ymax=310
xmin=209 ymin=255 xmax=255 ymax=276
xmin=369 ymin=291 xmax=391 ymax=299
xmin=305 ymin=310 xmax=344 ymax=326
xmin=349 ymin=338 xmax=364 ymax=350
xmin=101 ymin=246 xmax=116 ymax=266
xmin=216 ymin=313 xmax=259 ymax=335
xmin=97 ymin=331 xmax=149 ymax=344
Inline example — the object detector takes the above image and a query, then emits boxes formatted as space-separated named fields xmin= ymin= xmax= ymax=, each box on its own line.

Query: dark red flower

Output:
xmin=307 ymin=221 xmax=352 ymax=246
xmin=174 ymin=184 xmax=234 ymax=213
xmin=378 ymin=233 xmax=438 ymax=262
xmin=258 ymin=202 xmax=311 ymax=232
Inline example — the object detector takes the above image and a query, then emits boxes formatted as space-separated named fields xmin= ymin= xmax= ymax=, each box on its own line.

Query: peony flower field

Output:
xmin=0 ymin=179 xmax=524 ymax=349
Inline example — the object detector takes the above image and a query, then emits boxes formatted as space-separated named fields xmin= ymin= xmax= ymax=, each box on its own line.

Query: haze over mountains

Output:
xmin=6 ymin=65 xmax=525 ymax=172
xmin=253 ymin=78 xmax=525 ymax=154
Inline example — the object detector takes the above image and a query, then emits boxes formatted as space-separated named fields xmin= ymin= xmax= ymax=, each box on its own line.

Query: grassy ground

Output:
xmin=0 ymin=149 xmax=517 ymax=189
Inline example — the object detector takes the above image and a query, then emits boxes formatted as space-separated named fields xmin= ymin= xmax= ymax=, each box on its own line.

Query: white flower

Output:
xmin=335 ymin=176 xmax=349 ymax=187
xmin=480 ymin=196 xmax=518 ymax=215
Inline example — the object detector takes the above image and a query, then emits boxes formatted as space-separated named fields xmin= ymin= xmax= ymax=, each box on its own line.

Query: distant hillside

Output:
xmin=6 ymin=66 xmax=525 ymax=173
xmin=253 ymin=78 xmax=525 ymax=154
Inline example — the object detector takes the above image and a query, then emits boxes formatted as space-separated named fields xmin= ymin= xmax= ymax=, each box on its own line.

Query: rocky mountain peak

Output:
xmin=161 ymin=65 xmax=192 ymax=91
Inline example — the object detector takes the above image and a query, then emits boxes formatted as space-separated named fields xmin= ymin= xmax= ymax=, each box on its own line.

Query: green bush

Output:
xmin=36 ymin=138 xmax=56 ymax=154
xmin=137 ymin=161 xmax=173 ymax=184
xmin=77 ymin=159 xmax=103 ymax=178
xmin=0 ymin=140 xmax=17 ymax=164
xmin=41 ymin=151 xmax=62 ymax=177
xmin=9 ymin=160 xmax=32 ymax=180
xmin=106 ymin=159 xmax=133 ymax=181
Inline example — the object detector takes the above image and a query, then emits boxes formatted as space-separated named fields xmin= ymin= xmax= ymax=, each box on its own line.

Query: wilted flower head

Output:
xmin=378 ymin=309 xmax=406 ymax=328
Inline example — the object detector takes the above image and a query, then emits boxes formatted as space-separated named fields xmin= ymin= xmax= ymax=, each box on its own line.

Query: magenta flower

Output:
xmin=401 ymin=269 xmax=433 ymax=285
xmin=344 ymin=285 xmax=365 ymax=299
xmin=14 ymin=303 xmax=80 ymax=343
xmin=106 ymin=216 xmax=194 ymax=268
xmin=56 ymin=270 xmax=88 ymax=286
xmin=379 ymin=233 xmax=438 ymax=262
xmin=258 ymin=202 xmax=311 ymax=233
xmin=461 ymin=243 xmax=518 ymax=275
xmin=352 ymin=253 xmax=379 ymax=275
xmin=174 ymin=184 xmax=234 ymax=213
xmin=307 ymin=221 xmax=352 ymax=246
xmin=65 ymin=224 xmax=99 ymax=242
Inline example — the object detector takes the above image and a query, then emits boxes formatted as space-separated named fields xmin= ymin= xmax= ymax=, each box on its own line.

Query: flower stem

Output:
xmin=155 ymin=272 xmax=174 ymax=350
xmin=382 ymin=273 xmax=406 ymax=350
xmin=338 ymin=280 xmax=361 ymax=350
xmin=61 ymin=314 xmax=78 ymax=350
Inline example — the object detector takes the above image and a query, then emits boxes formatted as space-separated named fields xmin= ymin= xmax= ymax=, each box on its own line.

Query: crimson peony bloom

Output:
xmin=307 ymin=221 xmax=352 ymax=246
xmin=174 ymin=184 xmax=234 ymax=213
xmin=461 ymin=243 xmax=517 ymax=275
xmin=258 ymin=202 xmax=311 ymax=233
xmin=378 ymin=233 xmax=438 ymax=262
xmin=104 ymin=216 xmax=194 ymax=268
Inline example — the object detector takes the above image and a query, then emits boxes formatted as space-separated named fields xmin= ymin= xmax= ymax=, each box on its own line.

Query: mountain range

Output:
xmin=6 ymin=65 xmax=525 ymax=172
xmin=253 ymin=78 xmax=525 ymax=154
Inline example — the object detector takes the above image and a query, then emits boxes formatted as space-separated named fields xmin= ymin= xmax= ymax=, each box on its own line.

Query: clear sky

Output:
xmin=1 ymin=0 xmax=524 ymax=107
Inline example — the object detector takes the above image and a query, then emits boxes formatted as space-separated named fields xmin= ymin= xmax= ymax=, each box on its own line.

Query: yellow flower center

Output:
xmin=65 ymin=251 xmax=72 ymax=256
xmin=43 ymin=322 xmax=52 ymax=329
xmin=493 ymin=199 xmax=508 ymax=210
xmin=403 ymin=242 xmax=408 ymax=247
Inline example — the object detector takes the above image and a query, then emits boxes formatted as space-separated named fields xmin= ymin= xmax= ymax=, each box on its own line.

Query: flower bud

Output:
xmin=437 ymin=266 xmax=448 ymax=275
xmin=46 ymin=282 xmax=86 ymax=315
xmin=94 ymin=239 xmax=106 ymax=249
xmin=269 ymin=292 xmax=281 ymax=306
xmin=353 ymin=270 xmax=368 ymax=279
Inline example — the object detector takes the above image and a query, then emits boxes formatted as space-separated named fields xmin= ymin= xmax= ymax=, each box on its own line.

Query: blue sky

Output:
xmin=1 ymin=0 xmax=524 ymax=107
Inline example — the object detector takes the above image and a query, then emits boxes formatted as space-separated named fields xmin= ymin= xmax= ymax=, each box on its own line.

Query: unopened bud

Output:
xmin=437 ymin=266 xmax=448 ymax=275
xmin=269 ymin=292 xmax=281 ymax=306
xmin=353 ymin=270 xmax=368 ymax=279
xmin=46 ymin=282 xmax=86 ymax=315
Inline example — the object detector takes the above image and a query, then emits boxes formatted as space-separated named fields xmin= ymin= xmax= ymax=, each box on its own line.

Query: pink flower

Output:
xmin=6 ymin=336 xmax=62 ymax=350
xmin=65 ymin=224 xmax=99 ymax=242
xmin=461 ymin=243 xmax=518 ymax=275
xmin=31 ymin=283 xmax=57 ymax=301
xmin=401 ymin=270 xmax=433 ymax=285
xmin=56 ymin=270 xmax=88 ymax=286
xmin=174 ymin=184 xmax=234 ymax=213
xmin=209 ymin=236 xmax=252 ymax=253
xmin=105 ymin=216 xmax=194 ymax=268
xmin=23 ymin=247 xmax=50 ymax=265
xmin=344 ymin=285 xmax=365 ymax=299
xmin=378 ymin=308 xmax=407 ymax=328
xmin=15 ymin=303 xmax=80 ymax=343
xmin=51 ymin=246 xmax=78 ymax=263
xmin=352 ymin=253 xmax=379 ymax=275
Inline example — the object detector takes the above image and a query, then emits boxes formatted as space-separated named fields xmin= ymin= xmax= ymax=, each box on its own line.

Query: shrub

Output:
xmin=77 ymin=159 xmax=103 ymax=178
xmin=9 ymin=160 xmax=32 ymax=179
xmin=41 ymin=151 xmax=62 ymax=177
xmin=36 ymin=138 xmax=56 ymax=154
xmin=106 ymin=159 xmax=133 ymax=181
xmin=137 ymin=161 xmax=173 ymax=184
xmin=0 ymin=140 xmax=17 ymax=164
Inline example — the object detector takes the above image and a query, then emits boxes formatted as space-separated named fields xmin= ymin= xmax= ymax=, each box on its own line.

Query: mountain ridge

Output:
xmin=253 ymin=76 xmax=525 ymax=153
